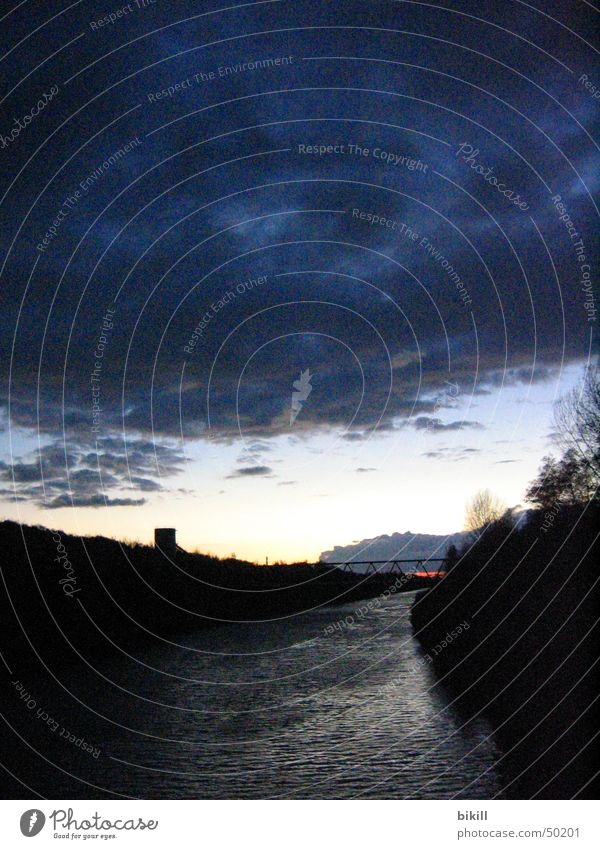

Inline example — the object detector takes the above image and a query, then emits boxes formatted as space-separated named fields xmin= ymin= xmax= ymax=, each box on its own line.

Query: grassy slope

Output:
xmin=410 ymin=504 xmax=599 ymax=798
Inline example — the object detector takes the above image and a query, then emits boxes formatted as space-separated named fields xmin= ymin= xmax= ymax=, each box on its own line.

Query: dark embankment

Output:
xmin=411 ymin=504 xmax=599 ymax=798
xmin=0 ymin=520 xmax=426 ymax=675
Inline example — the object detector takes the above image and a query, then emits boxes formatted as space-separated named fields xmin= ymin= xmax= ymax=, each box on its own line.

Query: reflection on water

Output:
xmin=9 ymin=593 xmax=503 ymax=798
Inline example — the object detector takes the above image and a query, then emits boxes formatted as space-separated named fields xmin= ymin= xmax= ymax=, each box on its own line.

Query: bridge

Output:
xmin=320 ymin=558 xmax=447 ymax=579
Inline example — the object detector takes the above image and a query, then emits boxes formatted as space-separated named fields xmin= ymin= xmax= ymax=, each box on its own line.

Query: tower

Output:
xmin=154 ymin=527 xmax=177 ymax=555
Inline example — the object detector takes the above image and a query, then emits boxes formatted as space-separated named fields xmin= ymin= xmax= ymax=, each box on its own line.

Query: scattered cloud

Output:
xmin=341 ymin=431 xmax=367 ymax=442
xmin=0 ymin=437 xmax=184 ymax=509
xmin=390 ymin=351 xmax=422 ymax=370
xmin=422 ymin=447 xmax=481 ymax=462
xmin=412 ymin=417 xmax=484 ymax=432
xmin=46 ymin=495 xmax=146 ymax=509
xmin=226 ymin=465 xmax=273 ymax=478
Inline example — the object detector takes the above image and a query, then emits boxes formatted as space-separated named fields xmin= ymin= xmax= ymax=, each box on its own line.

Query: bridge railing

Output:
xmin=318 ymin=558 xmax=448 ymax=577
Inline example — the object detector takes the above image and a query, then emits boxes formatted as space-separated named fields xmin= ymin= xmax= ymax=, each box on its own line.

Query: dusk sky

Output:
xmin=1 ymin=0 xmax=597 ymax=562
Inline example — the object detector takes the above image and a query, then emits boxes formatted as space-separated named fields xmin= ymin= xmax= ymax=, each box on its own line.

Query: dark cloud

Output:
xmin=0 ymin=0 xmax=596 ymax=505
xmin=0 ymin=462 xmax=45 ymax=483
xmin=127 ymin=476 xmax=164 ymax=492
xmin=226 ymin=465 xmax=273 ymax=478
xmin=0 ymin=489 xmax=28 ymax=502
xmin=412 ymin=417 xmax=484 ymax=432
xmin=0 ymin=437 xmax=184 ymax=509
xmin=422 ymin=447 xmax=481 ymax=461
xmin=46 ymin=495 xmax=146 ymax=510
xmin=480 ymin=366 xmax=561 ymax=389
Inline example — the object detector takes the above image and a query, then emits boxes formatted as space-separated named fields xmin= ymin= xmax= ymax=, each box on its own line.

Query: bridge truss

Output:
xmin=320 ymin=558 xmax=447 ymax=578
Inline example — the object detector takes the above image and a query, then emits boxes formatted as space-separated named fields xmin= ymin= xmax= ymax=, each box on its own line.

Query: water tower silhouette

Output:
xmin=154 ymin=528 xmax=177 ymax=555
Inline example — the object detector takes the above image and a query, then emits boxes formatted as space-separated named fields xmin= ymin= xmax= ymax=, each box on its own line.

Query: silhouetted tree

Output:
xmin=446 ymin=544 xmax=459 ymax=570
xmin=554 ymin=367 xmax=600 ymax=489
xmin=464 ymin=489 xmax=506 ymax=533
xmin=526 ymin=369 xmax=599 ymax=509
xmin=526 ymin=449 xmax=595 ymax=508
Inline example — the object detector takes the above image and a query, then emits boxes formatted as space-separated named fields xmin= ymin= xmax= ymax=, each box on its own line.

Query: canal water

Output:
xmin=5 ymin=592 xmax=503 ymax=798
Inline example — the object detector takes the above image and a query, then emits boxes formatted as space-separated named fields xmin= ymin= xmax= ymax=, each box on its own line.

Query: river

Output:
xmin=6 ymin=591 xmax=504 ymax=798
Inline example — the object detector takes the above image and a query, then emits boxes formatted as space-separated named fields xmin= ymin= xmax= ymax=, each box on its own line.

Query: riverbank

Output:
xmin=0 ymin=520 xmax=429 ymax=673
xmin=410 ymin=504 xmax=598 ymax=798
